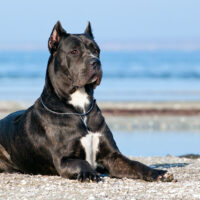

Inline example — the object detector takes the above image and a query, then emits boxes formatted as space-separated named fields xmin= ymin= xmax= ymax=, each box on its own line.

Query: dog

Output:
xmin=0 ymin=21 xmax=173 ymax=182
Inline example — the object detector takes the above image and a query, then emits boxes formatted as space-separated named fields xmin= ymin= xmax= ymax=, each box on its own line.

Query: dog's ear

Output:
xmin=84 ymin=21 xmax=94 ymax=39
xmin=48 ymin=21 xmax=66 ymax=54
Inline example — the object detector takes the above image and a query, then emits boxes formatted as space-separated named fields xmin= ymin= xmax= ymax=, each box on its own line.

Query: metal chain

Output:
xmin=40 ymin=97 xmax=95 ymax=116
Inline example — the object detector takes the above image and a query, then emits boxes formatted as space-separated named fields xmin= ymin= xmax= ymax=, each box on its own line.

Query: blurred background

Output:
xmin=0 ymin=0 xmax=200 ymax=157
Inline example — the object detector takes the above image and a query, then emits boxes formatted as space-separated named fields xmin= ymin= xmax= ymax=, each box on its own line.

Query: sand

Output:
xmin=0 ymin=101 xmax=200 ymax=199
xmin=0 ymin=156 xmax=200 ymax=200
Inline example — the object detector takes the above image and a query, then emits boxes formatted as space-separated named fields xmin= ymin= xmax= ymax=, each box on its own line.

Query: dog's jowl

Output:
xmin=0 ymin=21 xmax=173 ymax=182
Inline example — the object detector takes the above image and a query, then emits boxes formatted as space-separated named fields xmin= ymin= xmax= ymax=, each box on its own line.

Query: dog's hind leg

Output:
xmin=0 ymin=144 xmax=19 ymax=173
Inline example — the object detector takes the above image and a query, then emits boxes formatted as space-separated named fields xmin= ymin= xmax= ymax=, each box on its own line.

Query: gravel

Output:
xmin=0 ymin=156 xmax=200 ymax=200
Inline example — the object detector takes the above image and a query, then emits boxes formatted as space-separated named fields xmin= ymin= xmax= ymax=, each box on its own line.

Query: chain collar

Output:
xmin=40 ymin=97 xmax=95 ymax=116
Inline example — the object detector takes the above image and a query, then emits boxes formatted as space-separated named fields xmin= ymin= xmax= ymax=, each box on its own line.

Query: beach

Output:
xmin=0 ymin=155 xmax=199 ymax=200
xmin=1 ymin=101 xmax=200 ymax=132
xmin=0 ymin=101 xmax=200 ymax=199
xmin=0 ymin=0 xmax=200 ymax=196
xmin=0 ymin=49 xmax=200 ymax=199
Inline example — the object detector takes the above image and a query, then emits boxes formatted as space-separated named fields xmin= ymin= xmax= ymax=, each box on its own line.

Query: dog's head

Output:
xmin=47 ymin=21 xmax=102 ymax=98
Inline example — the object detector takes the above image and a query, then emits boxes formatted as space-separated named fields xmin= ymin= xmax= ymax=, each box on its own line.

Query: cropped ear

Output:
xmin=48 ymin=21 xmax=67 ymax=54
xmin=84 ymin=21 xmax=94 ymax=39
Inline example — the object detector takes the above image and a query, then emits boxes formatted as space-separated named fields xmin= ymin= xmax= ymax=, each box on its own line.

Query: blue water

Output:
xmin=114 ymin=131 xmax=200 ymax=156
xmin=0 ymin=50 xmax=200 ymax=102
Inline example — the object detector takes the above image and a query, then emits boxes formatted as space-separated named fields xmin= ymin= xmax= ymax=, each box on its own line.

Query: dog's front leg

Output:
xmin=87 ymin=104 xmax=173 ymax=182
xmin=100 ymin=151 xmax=173 ymax=182
xmin=53 ymin=156 xmax=100 ymax=182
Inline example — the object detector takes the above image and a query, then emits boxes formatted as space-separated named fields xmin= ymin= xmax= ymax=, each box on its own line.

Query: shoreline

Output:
xmin=1 ymin=101 xmax=200 ymax=132
xmin=1 ymin=100 xmax=200 ymax=115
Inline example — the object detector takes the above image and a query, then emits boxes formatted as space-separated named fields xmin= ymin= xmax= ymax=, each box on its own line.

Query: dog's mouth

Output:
xmin=87 ymin=74 xmax=102 ymax=89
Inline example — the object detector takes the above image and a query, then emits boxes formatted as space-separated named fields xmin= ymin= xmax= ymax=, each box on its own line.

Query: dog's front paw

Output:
xmin=77 ymin=171 xmax=101 ymax=182
xmin=146 ymin=169 xmax=175 ymax=182
xmin=157 ymin=171 xmax=175 ymax=182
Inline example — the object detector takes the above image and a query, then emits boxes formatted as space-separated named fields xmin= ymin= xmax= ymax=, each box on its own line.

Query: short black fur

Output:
xmin=0 ymin=21 xmax=173 ymax=182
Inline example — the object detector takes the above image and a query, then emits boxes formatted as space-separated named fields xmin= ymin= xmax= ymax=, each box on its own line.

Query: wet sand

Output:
xmin=1 ymin=101 xmax=200 ymax=132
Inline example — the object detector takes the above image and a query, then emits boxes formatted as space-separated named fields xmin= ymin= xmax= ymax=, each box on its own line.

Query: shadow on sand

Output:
xmin=150 ymin=162 xmax=190 ymax=169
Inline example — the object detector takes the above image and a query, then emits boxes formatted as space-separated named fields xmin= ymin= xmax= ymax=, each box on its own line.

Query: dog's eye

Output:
xmin=71 ymin=50 xmax=78 ymax=55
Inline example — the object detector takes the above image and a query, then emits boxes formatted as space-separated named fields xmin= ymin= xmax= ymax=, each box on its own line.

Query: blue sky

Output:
xmin=1 ymin=0 xmax=200 ymax=50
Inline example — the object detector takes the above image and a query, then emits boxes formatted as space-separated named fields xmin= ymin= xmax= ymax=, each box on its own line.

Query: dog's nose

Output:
xmin=89 ymin=58 xmax=101 ymax=70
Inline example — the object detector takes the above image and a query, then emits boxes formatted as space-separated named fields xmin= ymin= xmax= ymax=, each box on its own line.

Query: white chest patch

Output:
xmin=80 ymin=132 xmax=101 ymax=169
xmin=69 ymin=87 xmax=89 ymax=110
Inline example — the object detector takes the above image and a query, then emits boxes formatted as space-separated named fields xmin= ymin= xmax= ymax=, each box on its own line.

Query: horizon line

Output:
xmin=1 ymin=41 xmax=200 ymax=51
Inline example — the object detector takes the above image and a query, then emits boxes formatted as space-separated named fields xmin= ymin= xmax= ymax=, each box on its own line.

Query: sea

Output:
xmin=0 ymin=50 xmax=200 ymax=156
xmin=0 ymin=50 xmax=200 ymax=102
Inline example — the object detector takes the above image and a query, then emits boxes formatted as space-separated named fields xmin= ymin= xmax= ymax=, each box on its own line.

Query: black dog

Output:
xmin=0 ymin=22 xmax=173 ymax=182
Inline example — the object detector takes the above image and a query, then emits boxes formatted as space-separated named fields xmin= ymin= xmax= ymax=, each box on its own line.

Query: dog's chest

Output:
xmin=69 ymin=88 xmax=89 ymax=111
xmin=80 ymin=132 xmax=101 ymax=168
xmin=69 ymin=88 xmax=101 ymax=168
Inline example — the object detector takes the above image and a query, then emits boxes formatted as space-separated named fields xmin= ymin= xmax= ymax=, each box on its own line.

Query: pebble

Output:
xmin=0 ymin=156 xmax=199 ymax=199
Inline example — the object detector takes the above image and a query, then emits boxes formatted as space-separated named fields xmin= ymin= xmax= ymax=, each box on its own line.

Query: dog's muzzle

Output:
xmin=87 ymin=58 xmax=102 ymax=88
xmin=89 ymin=58 xmax=101 ymax=70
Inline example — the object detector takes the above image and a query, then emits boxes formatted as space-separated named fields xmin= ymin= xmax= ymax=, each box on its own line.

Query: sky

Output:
xmin=0 ymin=0 xmax=200 ymax=50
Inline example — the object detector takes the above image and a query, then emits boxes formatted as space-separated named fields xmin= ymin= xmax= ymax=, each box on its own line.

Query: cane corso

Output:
xmin=0 ymin=22 xmax=173 ymax=182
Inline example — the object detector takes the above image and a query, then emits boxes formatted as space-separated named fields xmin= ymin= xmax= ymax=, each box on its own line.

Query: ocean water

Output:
xmin=0 ymin=50 xmax=200 ymax=102
xmin=113 ymin=131 xmax=200 ymax=156
xmin=1 ymin=51 xmax=200 ymax=156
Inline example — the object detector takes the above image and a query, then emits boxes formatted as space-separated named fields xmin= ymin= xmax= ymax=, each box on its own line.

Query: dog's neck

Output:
xmin=41 ymin=73 xmax=94 ymax=114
